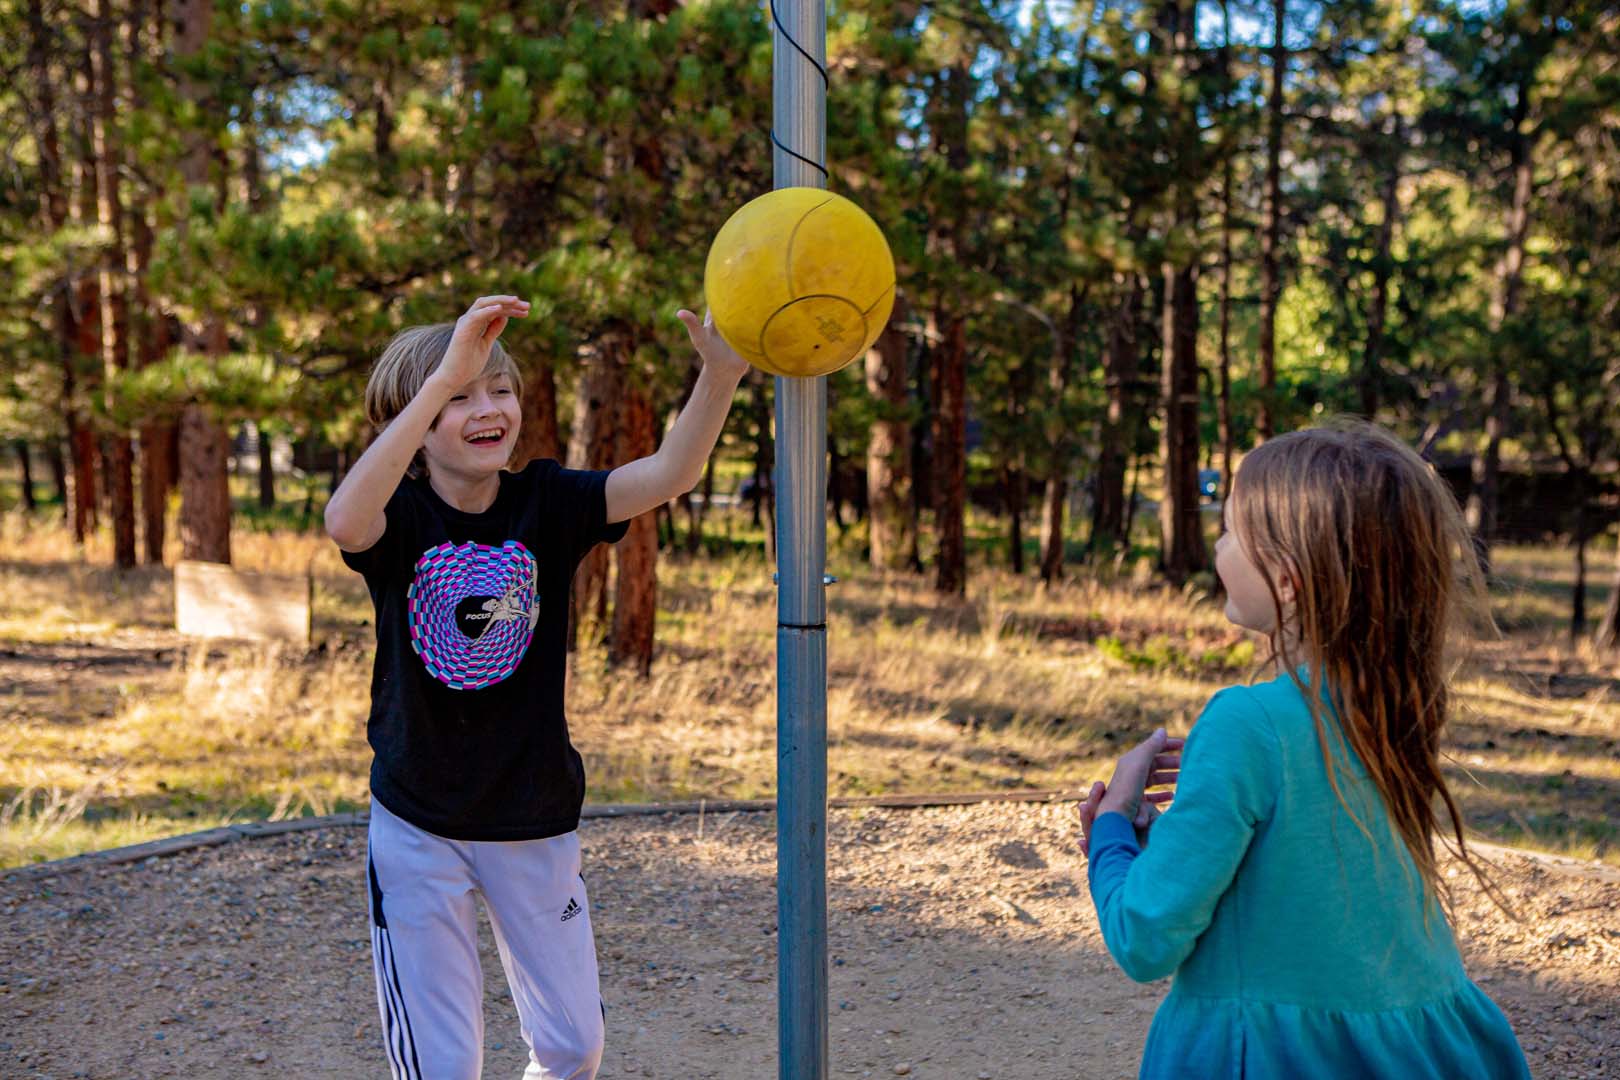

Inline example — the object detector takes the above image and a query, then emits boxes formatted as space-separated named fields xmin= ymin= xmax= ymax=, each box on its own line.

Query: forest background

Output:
xmin=1 ymin=0 xmax=1618 ymax=869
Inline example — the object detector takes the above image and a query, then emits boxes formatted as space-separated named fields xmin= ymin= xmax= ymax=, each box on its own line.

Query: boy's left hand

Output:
xmin=677 ymin=309 xmax=750 ymax=383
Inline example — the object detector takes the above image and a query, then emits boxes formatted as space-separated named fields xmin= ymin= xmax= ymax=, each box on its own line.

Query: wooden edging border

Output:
xmin=0 ymin=790 xmax=1075 ymax=885
xmin=6 ymin=789 xmax=1617 ymax=886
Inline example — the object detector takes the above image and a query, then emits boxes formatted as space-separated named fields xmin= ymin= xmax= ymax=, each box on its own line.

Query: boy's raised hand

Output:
xmin=435 ymin=295 xmax=530 ymax=389
xmin=676 ymin=309 xmax=750 ymax=384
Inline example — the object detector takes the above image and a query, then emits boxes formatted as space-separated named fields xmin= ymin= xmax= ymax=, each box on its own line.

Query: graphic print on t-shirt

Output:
xmin=406 ymin=540 xmax=540 ymax=690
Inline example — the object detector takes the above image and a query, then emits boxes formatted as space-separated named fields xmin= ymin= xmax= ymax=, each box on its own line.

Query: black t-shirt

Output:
xmin=341 ymin=459 xmax=628 ymax=841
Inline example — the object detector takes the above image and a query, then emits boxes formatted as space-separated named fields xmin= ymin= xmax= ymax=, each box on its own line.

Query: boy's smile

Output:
xmin=422 ymin=371 xmax=523 ymax=491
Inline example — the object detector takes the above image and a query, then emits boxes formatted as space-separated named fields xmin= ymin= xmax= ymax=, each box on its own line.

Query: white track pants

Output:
xmin=366 ymin=799 xmax=604 ymax=1080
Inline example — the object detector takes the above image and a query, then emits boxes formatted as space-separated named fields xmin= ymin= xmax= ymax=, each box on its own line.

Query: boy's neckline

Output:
xmin=423 ymin=468 xmax=511 ymax=518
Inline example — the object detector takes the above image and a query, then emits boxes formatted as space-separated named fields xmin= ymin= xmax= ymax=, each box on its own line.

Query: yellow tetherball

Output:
xmin=704 ymin=188 xmax=895 ymax=378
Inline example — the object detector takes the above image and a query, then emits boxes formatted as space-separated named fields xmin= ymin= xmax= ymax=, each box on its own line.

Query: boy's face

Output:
xmin=421 ymin=370 xmax=522 ymax=480
xmin=1214 ymin=491 xmax=1286 ymax=636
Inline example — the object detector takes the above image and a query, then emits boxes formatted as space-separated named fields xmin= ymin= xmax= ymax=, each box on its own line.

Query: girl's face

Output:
xmin=1215 ymin=491 xmax=1287 ymax=635
xmin=421 ymin=370 xmax=522 ymax=481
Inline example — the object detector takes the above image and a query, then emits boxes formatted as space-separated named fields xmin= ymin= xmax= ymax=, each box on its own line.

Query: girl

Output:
xmin=1078 ymin=421 xmax=1530 ymax=1079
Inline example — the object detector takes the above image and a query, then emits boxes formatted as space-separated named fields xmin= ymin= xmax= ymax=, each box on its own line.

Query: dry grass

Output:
xmin=1 ymin=509 xmax=1616 ymax=869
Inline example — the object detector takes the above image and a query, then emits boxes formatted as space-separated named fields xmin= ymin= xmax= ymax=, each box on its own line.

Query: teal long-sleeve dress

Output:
xmin=1087 ymin=672 xmax=1530 ymax=1080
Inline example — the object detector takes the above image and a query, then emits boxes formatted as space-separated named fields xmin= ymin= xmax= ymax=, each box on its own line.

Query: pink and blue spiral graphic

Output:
xmin=406 ymin=540 xmax=539 ymax=691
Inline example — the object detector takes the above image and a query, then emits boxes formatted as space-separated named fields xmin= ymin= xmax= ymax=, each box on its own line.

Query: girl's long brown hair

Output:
xmin=1231 ymin=420 xmax=1509 ymax=921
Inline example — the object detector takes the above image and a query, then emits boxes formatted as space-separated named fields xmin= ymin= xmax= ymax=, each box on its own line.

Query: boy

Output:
xmin=326 ymin=295 xmax=749 ymax=1079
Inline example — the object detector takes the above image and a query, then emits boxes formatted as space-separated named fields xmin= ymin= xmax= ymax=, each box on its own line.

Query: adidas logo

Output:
xmin=561 ymin=898 xmax=583 ymax=923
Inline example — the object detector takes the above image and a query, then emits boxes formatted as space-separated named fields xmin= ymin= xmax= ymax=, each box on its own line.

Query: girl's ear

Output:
xmin=1276 ymin=573 xmax=1296 ymax=607
xmin=1271 ymin=557 xmax=1302 ymax=620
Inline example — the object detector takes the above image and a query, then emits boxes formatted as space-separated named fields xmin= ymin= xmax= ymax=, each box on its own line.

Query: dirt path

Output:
xmin=2 ymin=803 xmax=1617 ymax=1079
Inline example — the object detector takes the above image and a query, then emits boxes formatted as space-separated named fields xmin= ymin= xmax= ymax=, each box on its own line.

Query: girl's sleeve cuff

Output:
xmin=1087 ymin=810 xmax=1141 ymax=901
xmin=1090 ymin=810 xmax=1140 ymax=855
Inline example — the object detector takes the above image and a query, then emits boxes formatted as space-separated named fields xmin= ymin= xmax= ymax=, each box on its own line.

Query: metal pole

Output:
xmin=772 ymin=1 xmax=828 ymax=1078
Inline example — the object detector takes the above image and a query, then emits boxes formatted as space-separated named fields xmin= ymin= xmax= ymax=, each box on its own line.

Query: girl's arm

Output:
xmin=604 ymin=310 xmax=748 ymax=524
xmin=1087 ymin=687 xmax=1281 ymax=983
xmin=325 ymin=296 xmax=528 ymax=551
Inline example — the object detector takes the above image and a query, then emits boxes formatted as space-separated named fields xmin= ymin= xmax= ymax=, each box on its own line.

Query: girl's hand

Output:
xmin=676 ymin=308 xmax=750 ymax=383
xmin=434 ymin=295 xmax=530 ymax=390
xmin=1077 ymin=780 xmax=1107 ymax=857
xmin=1096 ymin=728 xmax=1184 ymax=825
xmin=1077 ymin=779 xmax=1173 ymax=858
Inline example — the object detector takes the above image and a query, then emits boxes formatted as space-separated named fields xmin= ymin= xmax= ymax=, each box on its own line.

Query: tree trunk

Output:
xmin=141 ymin=423 xmax=171 ymax=561
xmin=748 ymin=376 xmax=776 ymax=563
xmin=14 ymin=443 xmax=38 ymax=511
xmin=63 ymin=47 xmax=104 ymax=546
xmin=68 ymin=324 xmax=100 ymax=543
xmin=866 ymin=301 xmax=914 ymax=571
xmin=375 ymin=72 xmax=397 ymax=191
xmin=47 ymin=442 xmax=69 ymax=518
xmin=1005 ymin=464 xmax=1026 ymax=574
xmin=1039 ymin=286 xmax=1080 ymax=586
xmin=931 ymin=58 xmax=971 ymax=597
xmin=1467 ymin=100 xmax=1533 ymax=578
xmin=932 ymin=308 xmax=968 ymax=596
xmin=1216 ymin=0 xmax=1235 ymax=502
xmin=28 ymin=0 xmax=90 ymax=540
xmin=514 ymin=361 xmax=564 ymax=467
xmin=127 ymin=0 xmax=171 ymax=564
xmin=72 ymin=53 xmax=107 ymax=539
xmin=257 ymin=429 xmax=275 ymax=510
xmin=175 ymin=0 xmax=231 ymax=563
xmin=1256 ymin=0 xmax=1286 ymax=442
xmin=828 ymin=436 xmax=847 ymax=534
xmin=25 ymin=0 xmax=69 ymax=230
xmin=685 ymin=455 xmax=714 ymax=554
xmin=609 ymin=384 xmax=659 ymax=676
xmin=568 ymin=339 xmax=623 ymax=647
xmin=1161 ymin=260 xmax=1207 ymax=585
xmin=92 ymin=0 xmax=136 ymax=568
xmin=1159 ymin=0 xmax=1207 ymax=585
xmin=328 ymin=443 xmax=345 ymax=497
xmin=105 ymin=430 xmax=135 ymax=550
xmin=1218 ymin=147 xmax=1235 ymax=501
xmin=910 ymin=336 xmax=933 ymax=537
xmin=178 ymin=404 xmax=231 ymax=563
xmin=1122 ymin=445 xmax=1142 ymax=550
xmin=1361 ymin=128 xmax=1401 ymax=419
xmin=1094 ymin=274 xmax=1143 ymax=551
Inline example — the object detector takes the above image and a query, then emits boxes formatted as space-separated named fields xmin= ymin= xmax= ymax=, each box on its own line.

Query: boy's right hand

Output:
xmin=433 ymin=295 xmax=530 ymax=390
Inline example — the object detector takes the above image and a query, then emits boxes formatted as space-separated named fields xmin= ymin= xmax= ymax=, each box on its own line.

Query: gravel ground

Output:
xmin=2 ymin=802 xmax=1617 ymax=1079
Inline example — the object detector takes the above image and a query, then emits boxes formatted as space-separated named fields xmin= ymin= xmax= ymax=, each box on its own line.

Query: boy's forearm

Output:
xmin=604 ymin=363 xmax=744 ymax=523
xmin=658 ymin=364 xmax=746 ymax=492
xmin=325 ymin=375 xmax=455 ymax=543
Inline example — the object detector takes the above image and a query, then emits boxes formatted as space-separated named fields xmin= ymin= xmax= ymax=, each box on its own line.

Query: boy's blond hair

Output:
xmin=365 ymin=323 xmax=524 ymax=477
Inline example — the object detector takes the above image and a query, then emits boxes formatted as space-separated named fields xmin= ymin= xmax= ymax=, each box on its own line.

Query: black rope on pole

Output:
xmin=769 ymin=0 xmax=829 ymax=89
xmin=771 ymin=128 xmax=830 ymax=179
xmin=769 ymin=0 xmax=830 ymax=181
